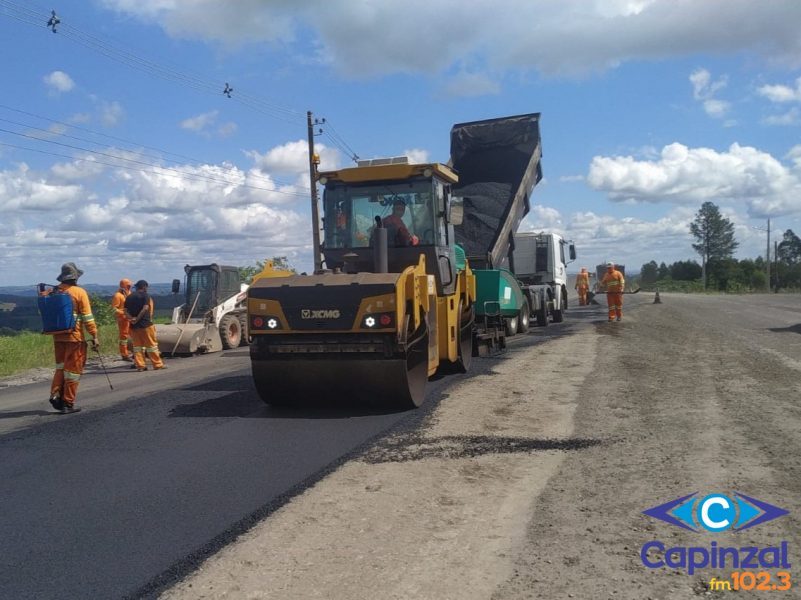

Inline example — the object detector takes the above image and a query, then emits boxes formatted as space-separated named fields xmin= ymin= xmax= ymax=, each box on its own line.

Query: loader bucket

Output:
xmin=156 ymin=323 xmax=223 ymax=355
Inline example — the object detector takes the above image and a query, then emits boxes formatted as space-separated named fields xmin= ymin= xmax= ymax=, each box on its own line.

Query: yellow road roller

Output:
xmin=247 ymin=160 xmax=476 ymax=408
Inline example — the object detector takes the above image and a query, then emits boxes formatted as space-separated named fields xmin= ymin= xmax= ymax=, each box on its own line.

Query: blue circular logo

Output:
xmin=698 ymin=494 xmax=736 ymax=531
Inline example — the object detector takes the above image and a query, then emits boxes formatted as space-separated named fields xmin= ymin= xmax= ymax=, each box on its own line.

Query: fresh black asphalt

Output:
xmin=0 ymin=366 xmax=423 ymax=600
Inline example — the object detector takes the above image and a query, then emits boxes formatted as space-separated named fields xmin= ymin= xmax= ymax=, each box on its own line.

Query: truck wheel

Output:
xmin=535 ymin=293 xmax=548 ymax=326
xmin=504 ymin=315 xmax=519 ymax=337
xmin=238 ymin=313 xmax=249 ymax=346
xmin=518 ymin=300 xmax=530 ymax=333
xmin=552 ymin=296 xmax=566 ymax=323
xmin=219 ymin=314 xmax=242 ymax=349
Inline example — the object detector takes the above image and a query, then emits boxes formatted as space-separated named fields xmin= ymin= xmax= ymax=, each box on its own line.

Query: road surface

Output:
xmin=2 ymin=293 xmax=799 ymax=599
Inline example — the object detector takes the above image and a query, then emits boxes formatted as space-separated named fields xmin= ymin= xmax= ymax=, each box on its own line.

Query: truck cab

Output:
xmin=512 ymin=232 xmax=576 ymax=324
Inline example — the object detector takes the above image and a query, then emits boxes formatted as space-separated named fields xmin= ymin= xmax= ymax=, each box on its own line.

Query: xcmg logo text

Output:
xmin=301 ymin=309 xmax=341 ymax=319
xmin=640 ymin=492 xmax=790 ymax=576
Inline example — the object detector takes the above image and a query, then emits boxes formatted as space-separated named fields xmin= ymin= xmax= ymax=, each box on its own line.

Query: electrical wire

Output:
xmin=0 ymin=132 xmax=309 ymax=198
xmin=0 ymin=104 xmax=302 ymax=188
xmin=0 ymin=0 xmax=306 ymax=126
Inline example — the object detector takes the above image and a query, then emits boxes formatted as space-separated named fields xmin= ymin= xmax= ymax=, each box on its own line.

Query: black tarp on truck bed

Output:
xmin=451 ymin=113 xmax=542 ymax=269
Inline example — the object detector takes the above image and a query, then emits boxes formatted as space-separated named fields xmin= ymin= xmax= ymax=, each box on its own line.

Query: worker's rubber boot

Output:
xmin=48 ymin=393 xmax=64 ymax=411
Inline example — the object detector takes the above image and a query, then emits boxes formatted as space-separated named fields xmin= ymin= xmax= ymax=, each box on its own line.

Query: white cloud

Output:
xmin=521 ymin=205 xmax=563 ymax=231
xmin=98 ymin=1 xmax=801 ymax=78
xmin=43 ymin=70 xmax=75 ymax=93
xmin=99 ymin=0 xmax=295 ymax=45
xmin=757 ymin=77 xmax=801 ymax=103
xmin=702 ymin=98 xmax=731 ymax=118
xmin=0 ymin=140 xmax=325 ymax=284
xmin=180 ymin=110 xmax=219 ymax=133
xmin=100 ymin=101 xmax=125 ymax=127
xmin=518 ymin=204 xmax=715 ymax=271
xmin=403 ymin=149 xmax=430 ymax=164
xmin=762 ymin=108 xmax=801 ymax=126
xmin=246 ymin=140 xmax=340 ymax=175
xmin=440 ymin=71 xmax=501 ymax=97
xmin=0 ymin=164 xmax=83 ymax=212
xmin=587 ymin=142 xmax=801 ymax=217
xmin=218 ymin=122 xmax=238 ymax=137
xmin=689 ymin=68 xmax=730 ymax=118
xmin=51 ymin=156 xmax=106 ymax=181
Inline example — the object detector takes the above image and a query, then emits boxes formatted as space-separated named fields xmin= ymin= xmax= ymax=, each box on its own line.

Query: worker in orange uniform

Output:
xmin=43 ymin=262 xmax=99 ymax=414
xmin=111 ymin=278 xmax=133 ymax=362
xmin=575 ymin=267 xmax=590 ymax=306
xmin=382 ymin=199 xmax=419 ymax=247
xmin=124 ymin=280 xmax=165 ymax=371
xmin=601 ymin=261 xmax=625 ymax=322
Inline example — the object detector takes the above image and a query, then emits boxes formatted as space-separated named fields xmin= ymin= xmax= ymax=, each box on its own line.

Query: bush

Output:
xmin=90 ymin=294 xmax=117 ymax=327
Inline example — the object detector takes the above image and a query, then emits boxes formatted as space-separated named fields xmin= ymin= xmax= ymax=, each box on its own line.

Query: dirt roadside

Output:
xmin=163 ymin=295 xmax=801 ymax=600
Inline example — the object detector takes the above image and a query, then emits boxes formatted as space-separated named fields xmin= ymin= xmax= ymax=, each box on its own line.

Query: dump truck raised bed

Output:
xmin=450 ymin=113 xmax=545 ymax=346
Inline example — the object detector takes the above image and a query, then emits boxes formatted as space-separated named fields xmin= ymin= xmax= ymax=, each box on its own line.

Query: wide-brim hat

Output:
xmin=56 ymin=262 xmax=84 ymax=282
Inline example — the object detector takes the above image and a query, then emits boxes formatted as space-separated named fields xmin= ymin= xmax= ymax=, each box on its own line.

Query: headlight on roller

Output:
xmin=362 ymin=312 xmax=393 ymax=329
xmin=251 ymin=315 xmax=281 ymax=330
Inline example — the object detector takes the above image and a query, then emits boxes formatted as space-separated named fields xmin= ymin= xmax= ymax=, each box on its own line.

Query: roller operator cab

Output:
xmin=247 ymin=159 xmax=476 ymax=409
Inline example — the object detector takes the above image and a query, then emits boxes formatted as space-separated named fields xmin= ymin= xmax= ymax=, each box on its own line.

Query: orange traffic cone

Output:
xmin=654 ymin=288 xmax=662 ymax=304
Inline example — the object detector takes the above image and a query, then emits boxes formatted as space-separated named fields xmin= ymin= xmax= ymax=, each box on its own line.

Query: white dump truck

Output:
xmin=511 ymin=232 xmax=575 ymax=325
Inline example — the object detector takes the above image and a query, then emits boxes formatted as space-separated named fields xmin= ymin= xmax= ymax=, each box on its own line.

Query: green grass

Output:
xmin=0 ymin=327 xmax=120 ymax=378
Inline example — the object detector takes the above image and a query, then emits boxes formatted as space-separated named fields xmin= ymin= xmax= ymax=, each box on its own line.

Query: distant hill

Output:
xmin=0 ymin=283 xmax=176 ymax=297
xmin=0 ymin=287 xmax=184 ymax=333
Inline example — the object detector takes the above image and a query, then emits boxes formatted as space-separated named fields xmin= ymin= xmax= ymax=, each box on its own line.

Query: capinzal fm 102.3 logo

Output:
xmin=644 ymin=492 xmax=788 ymax=532
xmin=640 ymin=492 xmax=791 ymax=576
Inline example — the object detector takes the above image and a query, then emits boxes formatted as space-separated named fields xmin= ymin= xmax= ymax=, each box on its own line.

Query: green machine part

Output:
xmin=473 ymin=268 xmax=524 ymax=317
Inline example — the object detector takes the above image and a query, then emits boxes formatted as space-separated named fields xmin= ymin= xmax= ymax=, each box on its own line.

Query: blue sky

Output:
xmin=1 ymin=0 xmax=800 ymax=286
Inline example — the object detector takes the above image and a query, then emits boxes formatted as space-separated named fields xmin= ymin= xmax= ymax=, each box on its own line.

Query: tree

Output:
xmin=669 ymin=260 xmax=702 ymax=281
xmin=689 ymin=202 xmax=738 ymax=289
xmin=640 ymin=260 xmax=658 ymax=286
xmin=657 ymin=262 xmax=670 ymax=280
xmin=777 ymin=229 xmax=801 ymax=265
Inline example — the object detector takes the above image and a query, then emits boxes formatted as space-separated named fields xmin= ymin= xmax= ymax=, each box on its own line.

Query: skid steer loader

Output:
xmin=156 ymin=264 xmax=250 ymax=355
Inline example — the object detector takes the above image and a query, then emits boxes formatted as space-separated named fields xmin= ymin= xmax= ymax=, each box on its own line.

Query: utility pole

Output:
xmin=752 ymin=218 xmax=772 ymax=292
xmin=307 ymin=111 xmax=322 ymax=272
xmin=766 ymin=218 xmax=771 ymax=293
xmin=774 ymin=239 xmax=779 ymax=292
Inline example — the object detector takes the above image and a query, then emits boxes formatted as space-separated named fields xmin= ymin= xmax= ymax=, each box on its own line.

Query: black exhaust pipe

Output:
xmin=373 ymin=215 xmax=388 ymax=273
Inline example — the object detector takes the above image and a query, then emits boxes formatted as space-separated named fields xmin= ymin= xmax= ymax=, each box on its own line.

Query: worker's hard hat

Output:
xmin=120 ymin=278 xmax=132 ymax=289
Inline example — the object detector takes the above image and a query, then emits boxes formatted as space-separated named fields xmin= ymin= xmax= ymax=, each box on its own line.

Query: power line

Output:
xmin=1 ymin=2 xmax=362 ymax=171
xmin=0 ymin=104 xmax=302 ymax=188
xmin=0 ymin=132 xmax=309 ymax=198
xmin=0 ymin=0 xmax=305 ymax=126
